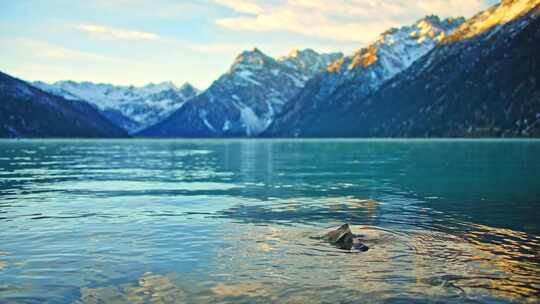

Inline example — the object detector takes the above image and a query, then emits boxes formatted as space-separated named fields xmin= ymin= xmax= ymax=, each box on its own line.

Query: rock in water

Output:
xmin=322 ymin=224 xmax=353 ymax=244
xmin=322 ymin=224 xmax=369 ymax=251
xmin=354 ymin=242 xmax=369 ymax=252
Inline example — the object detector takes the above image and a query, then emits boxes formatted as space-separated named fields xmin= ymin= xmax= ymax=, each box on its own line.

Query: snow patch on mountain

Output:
xmin=239 ymin=105 xmax=268 ymax=136
xmin=278 ymin=48 xmax=343 ymax=76
xmin=33 ymin=80 xmax=200 ymax=132
xmin=139 ymin=48 xmax=343 ymax=137
xmin=265 ymin=15 xmax=465 ymax=137
xmin=331 ymin=15 xmax=465 ymax=87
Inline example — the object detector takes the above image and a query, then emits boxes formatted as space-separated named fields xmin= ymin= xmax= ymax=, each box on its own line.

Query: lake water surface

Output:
xmin=0 ymin=139 xmax=539 ymax=303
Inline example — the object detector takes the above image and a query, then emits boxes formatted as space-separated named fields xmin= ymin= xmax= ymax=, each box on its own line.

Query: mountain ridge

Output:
xmin=33 ymin=80 xmax=200 ymax=133
xmin=264 ymin=15 xmax=465 ymax=137
xmin=3 ymin=1 xmax=538 ymax=139
xmin=0 ymin=71 xmax=128 ymax=138
xmin=138 ymin=48 xmax=342 ymax=137
xmin=298 ymin=0 xmax=540 ymax=137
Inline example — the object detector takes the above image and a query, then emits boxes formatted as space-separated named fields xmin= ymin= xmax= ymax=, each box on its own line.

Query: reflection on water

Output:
xmin=76 ymin=272 xmax=186 ymax=304
xmin=210 ymin=283 xmax=270 ymax=299
xmin=0 ymin=139 xmax=539 ymax=303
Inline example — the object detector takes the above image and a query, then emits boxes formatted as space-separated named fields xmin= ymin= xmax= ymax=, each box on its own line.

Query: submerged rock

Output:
xmin=211 ymin=282 xmax=270 ymax=298
xmin=320 ymin=223 xmax=369 ymax=252
xmin=76 ymin=272 xmax=186 ymax=304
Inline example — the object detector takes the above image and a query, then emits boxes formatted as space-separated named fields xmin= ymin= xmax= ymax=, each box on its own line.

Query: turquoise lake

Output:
xmin=0 ymin=139 xmax=539 ymax=303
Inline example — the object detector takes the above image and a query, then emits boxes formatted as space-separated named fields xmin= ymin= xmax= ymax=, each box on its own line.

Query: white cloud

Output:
xmin=0 ymin=38 xmax=190 ymax=86
xmin=188 ymin=42 xmax=257 ymax=54
xmin=5 ymin=38 xmax=123 ymax=62
xmin=92 ymin=0 xmax=211 ymax=19
xmin=216 ymin=11 xmax=395 ymax=44
xmin=76 ymin=24 xmax=160 ymax=41
xmin=213 ymin=0 xmax=493 ymax=44
xmin=212 ymin=0 xmax=263 ymax=14
xmin=416 ymin=0 xmax=488 ymax=18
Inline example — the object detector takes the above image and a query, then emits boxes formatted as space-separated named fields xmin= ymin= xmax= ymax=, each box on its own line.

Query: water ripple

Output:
xmin=1 ymin=139 xmax=539 ymax=303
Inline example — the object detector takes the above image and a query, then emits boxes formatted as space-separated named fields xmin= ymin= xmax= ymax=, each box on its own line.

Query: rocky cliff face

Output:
xmin=138 ymin=48 xmax=341 ymax=137
xmin=264 ymin=16 xmax=464 ymax=137
xmin=0 ymin=71 xmax=128 ymax=138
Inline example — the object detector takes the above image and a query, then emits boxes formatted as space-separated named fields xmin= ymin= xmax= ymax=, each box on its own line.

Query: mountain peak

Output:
xmin=238 ymin=47 xmax=269 ymax=58
xmin=282 ymin=48 xmax=321 ymax=60
xmin=422 ymin=14 xmax=442 ymax=23
xmin=54 ymin=80 xmax=79 ymax=87
xmin=446 ymin=0 xmax=540 ymax=42
xmin=373 ymin=14 xmax=464 ymax=48
xmin=179 ymin=82 xmax=196 ymax=90
xmin=288 ymin=48 xmax=301 ymax=58
xmin=415 ymin=15 xmax=465 ymax=31
xmin=285 ymin=48 xmax=318 ymax=59
xmin=178 ymin=82 xmax=200 ymax=97
xmin=160 ymin=80 xmax=176 ymax=87
xmin=1 ymin=70 xmax=128 ymax=138
xmin=144 ymin=81 xmax=177 ymax=91
xmin=231 ymin=48 xmax=274 ymax=71
xmin=240 ymin=47 xmax=266 ymax=58
xmin=278 ymin=49 xmax=343 ymax=77
xmin=33 ymin=79 xmax=198 ymax=132
xmin=332 ymin=15 xmax=463 ymax=72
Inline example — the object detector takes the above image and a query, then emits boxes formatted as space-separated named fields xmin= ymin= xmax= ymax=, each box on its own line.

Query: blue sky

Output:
xmin=0 ymin=0 xmax=497 ymax=89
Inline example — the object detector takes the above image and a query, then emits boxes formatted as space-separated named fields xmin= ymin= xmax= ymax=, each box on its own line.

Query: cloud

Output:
xmin=212 ymin=0 xmax=263 ymax=14
xmin=5 ymin=38 xmax=123 ymax=62
xmin=416 ymin=0 xmax=488 ymax=18
xmin=92 ymin=0 xmax=211 ymax=19
xmin=213 ymin=0 xmax=493 ymax=44
xmin=0 ymin=38 xmax=186 ymax=86
xmin=216 ymin=11 xmax=395 ymax=44
xmin=76 ymin=24 xmax=160 ymax=41
xmin=188 ymin=42 xmax=257 ymax=54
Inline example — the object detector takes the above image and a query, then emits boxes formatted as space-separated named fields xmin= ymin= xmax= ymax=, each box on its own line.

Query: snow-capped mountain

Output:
xmin=278 ymin=48 xmax=343 ymax=76
xmin=139 ymin=48 xmax=342 ymax=137
xmin=446 ymin=0 xmax=539 ymax=42
xmin=0 ymin=71 xmax=128 ymax=138
xmin=330 ymin=15 xmax=464 ymax=90
xmin=33 ymin=80 xmax=200 ymax=133
xmin=7 ymin=0 xmax=537 ymax=139
xmin=264 ymin=15 xmax=464 ymax=137
xmin=299 ymin=0 xmax=540 ymax=137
